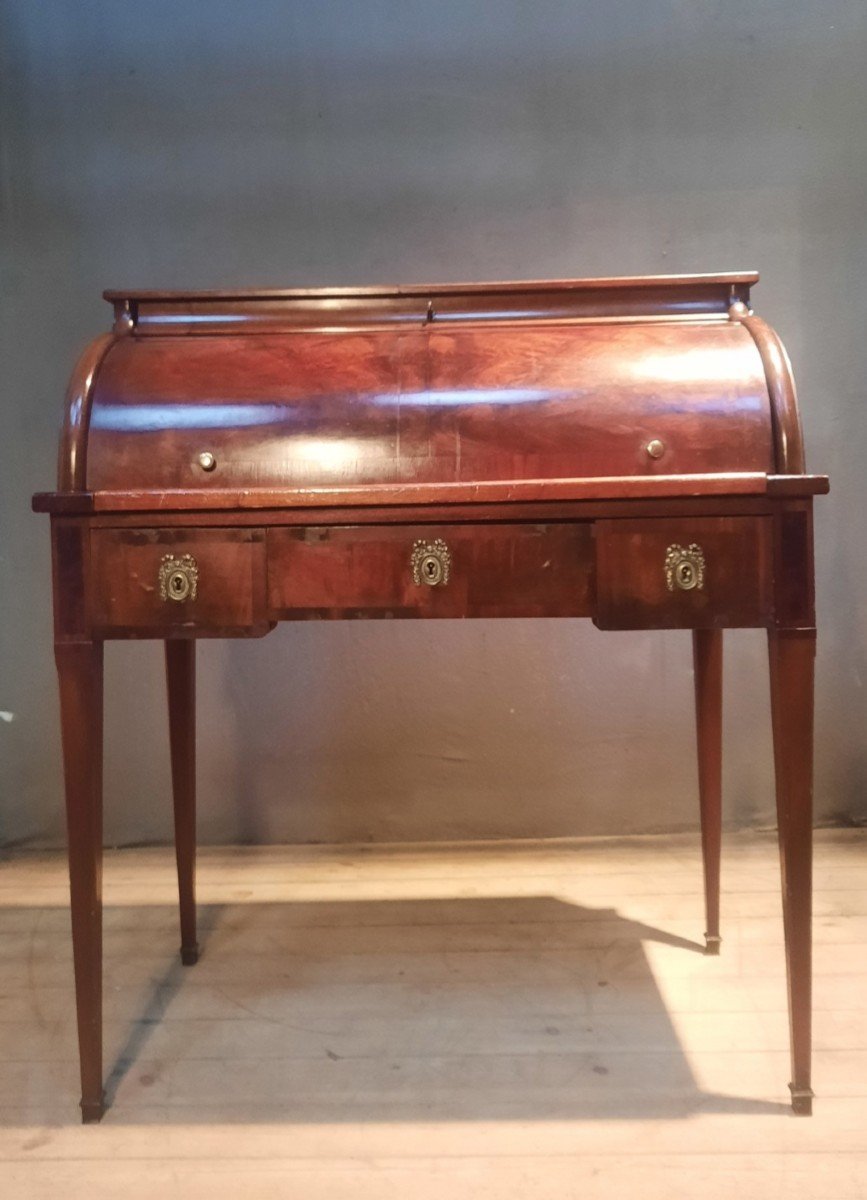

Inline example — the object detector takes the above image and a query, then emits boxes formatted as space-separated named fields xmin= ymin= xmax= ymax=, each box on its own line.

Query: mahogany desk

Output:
xmin=33 ymin=272 xmax=828 ymax=1121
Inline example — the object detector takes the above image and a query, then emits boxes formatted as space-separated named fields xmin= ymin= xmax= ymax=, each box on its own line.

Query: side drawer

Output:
xmin=90 ymin=528 xmax=267 ymax=635
xmin=267 ymin=523 xmax=594 ymax=619
xmin=594 ymin=516 xmax=773 ymax=630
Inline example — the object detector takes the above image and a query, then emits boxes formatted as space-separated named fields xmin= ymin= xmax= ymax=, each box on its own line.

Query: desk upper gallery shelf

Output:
xmin=33 ymin=272 xmax=827 ymax=1121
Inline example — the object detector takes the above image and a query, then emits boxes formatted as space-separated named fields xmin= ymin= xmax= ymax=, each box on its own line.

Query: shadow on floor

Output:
xmin=88 ymin=894 xmax=787 ymax=1122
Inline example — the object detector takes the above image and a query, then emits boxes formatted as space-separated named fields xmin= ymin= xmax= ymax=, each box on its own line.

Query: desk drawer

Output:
xmin=595 ymin=516 xmax=773 ymax=630
xmin=267 ymin=523 xmax=594 ymax=619
xmin=90 ymin=528 xmax=267 ymax=635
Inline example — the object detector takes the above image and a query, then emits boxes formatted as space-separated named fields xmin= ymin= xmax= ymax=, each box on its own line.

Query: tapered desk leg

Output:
xmin=166 ymin=639 xmax=198 ymax=966
xmin=768 ymin=628 xmax=815 ymax=1115
xmin=56 ymin=640 xmax=105 ymax=1123
xmin=693 ymin=629 xmax=723 ymax=955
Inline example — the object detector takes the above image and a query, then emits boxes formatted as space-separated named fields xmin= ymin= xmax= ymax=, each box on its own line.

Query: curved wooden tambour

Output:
xmin=66 ymin=271 xmax=795 ymax=497
xmin=54 ymin=272 xmax=811 ymax=498
xmin=84 ymin=319 xmax=774 ymax=493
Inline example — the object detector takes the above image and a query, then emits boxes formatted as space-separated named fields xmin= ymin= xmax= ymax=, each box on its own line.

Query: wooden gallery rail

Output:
xmin=33 ymin=272 xmax=828 ymax=1121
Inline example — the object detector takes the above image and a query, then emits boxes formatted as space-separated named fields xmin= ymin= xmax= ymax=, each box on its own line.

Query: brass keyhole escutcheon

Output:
xmin=411 ymin=539 xmax=451 ymax=587
xmin=664 ymin=543 xmax=705 ymax=592
xmin=159 ymin=554 xmax=199 ymax=603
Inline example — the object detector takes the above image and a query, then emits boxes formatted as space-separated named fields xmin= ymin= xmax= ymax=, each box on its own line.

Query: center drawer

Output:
xmin=267 ymin=524 xmax=594 ymax=619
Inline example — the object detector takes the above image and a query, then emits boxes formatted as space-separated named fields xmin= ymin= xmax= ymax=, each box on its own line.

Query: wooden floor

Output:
xmin=1 ymin=830 xmax=865 ymax=1198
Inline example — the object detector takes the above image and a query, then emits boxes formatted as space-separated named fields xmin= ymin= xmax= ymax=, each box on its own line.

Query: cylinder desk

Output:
xmin=33 ymin=271 xmax=828 ymax=1121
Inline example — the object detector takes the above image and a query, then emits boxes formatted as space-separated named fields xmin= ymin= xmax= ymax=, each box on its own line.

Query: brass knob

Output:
xmin=664 ymin=544 xmax=705 ymax=592
xmin=646 ymin=438 xmax=665 ymax=460
xmin=411 ymin=539 xmax=451 ymax=587
xmin=159 ymin=554 xmax=199 ymax=603
xmin=197 ymin=451 xmax=217 ymax=472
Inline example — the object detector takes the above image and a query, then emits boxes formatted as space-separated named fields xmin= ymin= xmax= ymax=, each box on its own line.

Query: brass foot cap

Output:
xmin=704 ymin=934 xmax=722 ymax=956
xmin=180 ymin=944 xmax=199 ymax=966
xmin=790 ymin=1085 xmax=814 ymax=1116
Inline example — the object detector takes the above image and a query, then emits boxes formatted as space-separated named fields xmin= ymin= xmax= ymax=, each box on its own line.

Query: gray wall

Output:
xmin=1 ymin=0 xmax=865 ymax=847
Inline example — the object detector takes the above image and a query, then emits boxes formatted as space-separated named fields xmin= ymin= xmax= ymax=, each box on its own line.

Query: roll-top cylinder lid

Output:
xmin=57 ymin=273 xmax=809 ymax=499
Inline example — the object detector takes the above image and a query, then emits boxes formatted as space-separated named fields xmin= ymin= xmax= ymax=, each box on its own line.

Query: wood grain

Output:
xmin=769 ymin=629 xmax=817 ymax=1114
xmin=693 ymin=629 xmax=723 ymax=953
xmin=165 ymin=640 xmax=198 ymax=966
xmin=89 ymin=528 xmax=268 ymax=636
xmin=266 ymin=523 xmax=594 ymax=619
xmin=54 ymin=640 xmax=105 ymax=1122
xmin=83 ymin=321 xmax=774 ymax=492
xmin=594 ymin=516 xmax=774 ymax=630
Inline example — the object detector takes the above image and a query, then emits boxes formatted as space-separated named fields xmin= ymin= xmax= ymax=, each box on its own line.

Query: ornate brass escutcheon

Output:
xmin=411 ymin=539 xmax=451 ymax=587
xmin=664 ymin=543 xmax=705 ymax=592
xmin=159 ymin=553 xmax=199 ymax=603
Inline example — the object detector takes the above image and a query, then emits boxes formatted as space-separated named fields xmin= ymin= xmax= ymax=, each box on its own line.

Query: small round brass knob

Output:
xmin=646 ymin=438 xmax=665 ymax=460
xmin=197 ymin=451 xmax=217 ymax=472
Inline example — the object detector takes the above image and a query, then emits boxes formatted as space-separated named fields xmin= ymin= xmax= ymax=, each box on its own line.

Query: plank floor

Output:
xmin=0 ymin=830 xmax=865 ymax=1199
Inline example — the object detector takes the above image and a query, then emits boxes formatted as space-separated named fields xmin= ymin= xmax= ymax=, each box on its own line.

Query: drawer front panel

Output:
xmin=267 ymin=523 xmax=594 ymax=619
xmin=90 ymin=528 xmax=267 ymax=634
xmin=595 ymin=517 xmax=773 ymax=630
